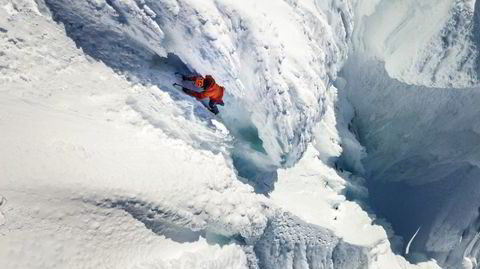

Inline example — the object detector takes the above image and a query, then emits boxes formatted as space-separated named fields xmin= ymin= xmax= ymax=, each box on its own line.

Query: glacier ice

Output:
xmin=342 ymin=0 xmax=480 ymax=268
xmin=341 ymin=55 xmax=480 ymax=269
xmin=2 ymin=0 xmax=478 ymax=268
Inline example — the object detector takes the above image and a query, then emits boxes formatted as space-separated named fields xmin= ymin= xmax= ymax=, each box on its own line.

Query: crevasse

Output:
xmin=2 ymin=0 xmax=478 ymax=268
xmin=343 ymin=0 xmax=480 ymax=268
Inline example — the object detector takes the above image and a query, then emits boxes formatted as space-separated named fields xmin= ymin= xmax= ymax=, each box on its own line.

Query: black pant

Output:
xmin=208 ymin=100 xmax=219 ymax=114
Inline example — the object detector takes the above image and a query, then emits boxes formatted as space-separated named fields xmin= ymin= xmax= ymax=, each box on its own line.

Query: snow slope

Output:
xmin=38 ymin=0 xmax=355 ymax=169
xmin=0 ymin=0 xmax=372 ymax=268
xmin=0 ymin=2 xmax=268 ymax=267
xmin=0 ymin=0 xmax=449 ymax=268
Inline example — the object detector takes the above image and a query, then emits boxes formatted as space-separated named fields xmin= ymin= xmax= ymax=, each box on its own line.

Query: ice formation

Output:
xmin=1 ymin=0 xmax=478 ymax=268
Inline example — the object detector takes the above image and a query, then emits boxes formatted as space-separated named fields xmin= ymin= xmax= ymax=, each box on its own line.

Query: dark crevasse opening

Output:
xmin=340 ymin=55 xmax=480 ymax=268
xmin=230 ymin=121 xmax=279 ymax=195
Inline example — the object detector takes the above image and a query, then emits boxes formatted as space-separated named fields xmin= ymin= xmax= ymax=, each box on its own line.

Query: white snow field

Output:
xmin=0 ymin=0 xmax=476 ymax=269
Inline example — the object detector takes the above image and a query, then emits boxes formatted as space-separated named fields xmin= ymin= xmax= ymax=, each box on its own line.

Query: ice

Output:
xmin=340 ymin=49 xmax=480 ymax=267
xmin=1 ymin=0 xmax=466 ymax=268
xmin=341 ymin=0 xmax=480 ymax=264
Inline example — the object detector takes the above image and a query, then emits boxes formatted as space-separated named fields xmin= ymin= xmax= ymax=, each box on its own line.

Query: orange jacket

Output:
xmin=185 ymin=75 xmax=224 ymax=103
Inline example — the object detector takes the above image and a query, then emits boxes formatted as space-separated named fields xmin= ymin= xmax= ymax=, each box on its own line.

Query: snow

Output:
xmin=270 ymin=144 xmax=439 ymax=269
xmin=342 ymin=0 xmax=480 ymax=265
xmin=0 ymin=0 xmax=464 ymax=268
xmin=341 ymin=54 xmax=480 ymax=268
xmin=0 ymin=189 xmax=249 ymax=269
xmin=354 ymin=0 xmax=479 ymax=88
xmin=0 ymin=2 xmax=268 ymax=266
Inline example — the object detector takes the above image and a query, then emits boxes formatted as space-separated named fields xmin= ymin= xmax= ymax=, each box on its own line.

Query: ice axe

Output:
xmin=173 ymin=83 xmax=192 ymax=94
xmin=175 ymin=72 xmax=204 ymax=87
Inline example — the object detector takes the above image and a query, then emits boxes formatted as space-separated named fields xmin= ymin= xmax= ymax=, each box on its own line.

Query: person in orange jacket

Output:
xmin=175 ymin=74 xmax=225 ymax=114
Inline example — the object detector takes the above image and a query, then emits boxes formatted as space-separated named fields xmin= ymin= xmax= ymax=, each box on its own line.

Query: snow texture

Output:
xmin=0 ymin=0 xmax=463 ymax=268
xmin=354 ymin=0 xmax=480 ymax=88
xmin=0 ymin=0 xmax=369 ymax=268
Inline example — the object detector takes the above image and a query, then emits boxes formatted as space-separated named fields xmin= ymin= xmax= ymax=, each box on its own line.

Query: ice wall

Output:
xmin=38 ymin=0 xmax=354 ymax=168
xmin=344 ymin=1 xmax=480 ymax=267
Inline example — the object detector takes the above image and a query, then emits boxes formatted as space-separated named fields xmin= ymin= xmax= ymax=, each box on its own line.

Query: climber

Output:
xmin=174 ymin=74 xmax=225 ymax=115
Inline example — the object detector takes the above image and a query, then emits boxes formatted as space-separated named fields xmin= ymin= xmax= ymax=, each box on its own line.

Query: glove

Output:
xmin=182 ymin=88 xmax=191 ymax=94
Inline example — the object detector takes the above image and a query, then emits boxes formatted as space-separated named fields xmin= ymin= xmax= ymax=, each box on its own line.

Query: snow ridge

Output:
xmin=355 ymin=0 xmax=480 ymax=88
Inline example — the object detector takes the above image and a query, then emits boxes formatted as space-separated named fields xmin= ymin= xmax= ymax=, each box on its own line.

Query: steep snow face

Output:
xmin=342 ymin=57 xmax=480 ymax=269
xmin=354 ymin=0 xmax=480 ymax=88
xmin=343 ymin=1 xmax=480 ymax=267
xmin=0 ymin=2 xmax=272 ymax=267
xmin=37 ymin=0 xmax=354 ymax=168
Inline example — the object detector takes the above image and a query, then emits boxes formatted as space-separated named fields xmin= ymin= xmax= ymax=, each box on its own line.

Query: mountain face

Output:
xmin=0 ymin=0 xmax=478 ymax=269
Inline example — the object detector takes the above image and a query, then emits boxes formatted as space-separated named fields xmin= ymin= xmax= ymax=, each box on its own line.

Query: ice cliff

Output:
xmin=345 ymin=0 xmax=480 ymax=268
